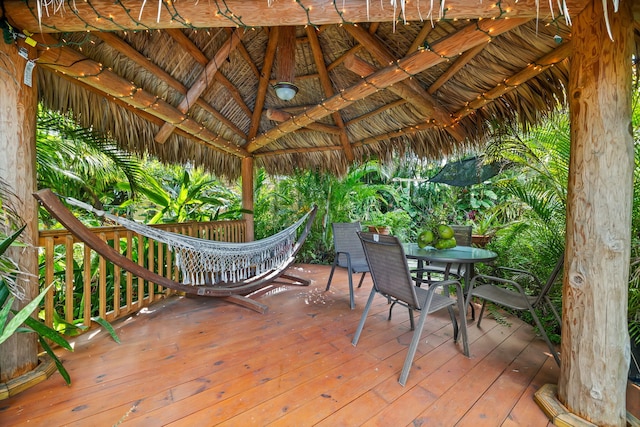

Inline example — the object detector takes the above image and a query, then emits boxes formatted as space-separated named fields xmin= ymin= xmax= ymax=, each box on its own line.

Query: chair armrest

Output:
xmin=422 ymin=278 xmax=464 ymax=298
xmin=492 ymin=266 xmax=542 ymax=288
xmin=468 ymin=274 xmax=528 ymax=296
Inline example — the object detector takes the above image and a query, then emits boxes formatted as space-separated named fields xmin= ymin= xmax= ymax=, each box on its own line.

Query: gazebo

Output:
xmin=0 ymin=0 xmax=638 ymax=424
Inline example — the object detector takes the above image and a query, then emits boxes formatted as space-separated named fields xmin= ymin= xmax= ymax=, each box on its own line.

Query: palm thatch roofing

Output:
xmin=3 ymin=1 xmax=640 ymax=179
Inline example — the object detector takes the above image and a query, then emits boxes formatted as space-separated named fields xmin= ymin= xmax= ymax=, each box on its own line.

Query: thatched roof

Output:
xmin=3 ymin=0 xmax=640 ymax=179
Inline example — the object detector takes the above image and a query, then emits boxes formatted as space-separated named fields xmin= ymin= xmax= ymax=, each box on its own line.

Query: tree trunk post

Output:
xmin=560 ymin=0 xmax=634 ymax=425
xmin=0 ymin=37 xmax=39 ymax=381
xmin=241 ymin=156 xmax=254 ymax=242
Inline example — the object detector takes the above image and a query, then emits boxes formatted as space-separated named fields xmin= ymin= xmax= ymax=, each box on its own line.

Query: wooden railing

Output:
xmin=38 ymin=220 xmax=246 ymax=331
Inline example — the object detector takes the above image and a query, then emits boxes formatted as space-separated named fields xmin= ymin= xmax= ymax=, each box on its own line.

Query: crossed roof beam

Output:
xmin=24 ymin=3 xmax=576 ymax=161
xmin=246 ymin=18 xmax=530 ymax=153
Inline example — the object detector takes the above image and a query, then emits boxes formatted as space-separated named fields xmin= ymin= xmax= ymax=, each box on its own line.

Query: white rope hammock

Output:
xmin=65 ymin=197 xmax=312 ymax=286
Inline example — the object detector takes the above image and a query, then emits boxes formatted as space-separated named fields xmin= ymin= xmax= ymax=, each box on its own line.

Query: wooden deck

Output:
xmin=1 ymin=264 xmax=558 ymax=426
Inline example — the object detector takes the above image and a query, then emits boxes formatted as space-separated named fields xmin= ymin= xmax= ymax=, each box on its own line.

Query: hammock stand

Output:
xmin=34 ymin=189 xmax=318 ymax=313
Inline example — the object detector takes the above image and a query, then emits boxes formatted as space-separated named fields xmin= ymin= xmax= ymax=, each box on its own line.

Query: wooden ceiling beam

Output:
xmin=246 ymin=18 xmax=530 ymax=153
xmin=225 ymin=28 xmax=261 ymax=79
xmin=166 ymin=29 xmax=252 ymax=118
xmin=49 ymin=68 xmax=227 ymax=153
xmin=453 ymin=41 xmax=573 ymax=121
xmin=155 ymin=29 xmax=244 ymax=144
xmin=265 ymin=109 xmax=342 ymax=135
xmin=343 ymin=24 xmax=464 ymax=141
xmin=254 ymin=145 xmax=340 ymax=158
xmin=94 ymin=32 xmax=247 ymax=139
xmin=407 ymin=23 xmax=434 ymax=54
xmin=353 ymin=41 xmax=573 ymax=147
xmin=34 ymin=34 xmax=248 ymax=158
xmin=428 ymin=42 xmax=488 ymax=94
xmin=306 ymin=26 xmax=355 ymax=161
xmin=5 ymin=0 xmax=588 ymax=33
xmin=345 ymin=100 xmax=407 ymax=126
xmin=342 ymin=56 xmax=445 ymax=119
xmin=246 ymin=26 xmax=279 ymax=141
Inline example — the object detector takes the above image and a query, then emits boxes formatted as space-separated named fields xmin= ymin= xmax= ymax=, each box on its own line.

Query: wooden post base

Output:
xmin=535 ymin=383 xmax=639 ymax=426
xmin=0 ymin=355 xmax=57 ymax=400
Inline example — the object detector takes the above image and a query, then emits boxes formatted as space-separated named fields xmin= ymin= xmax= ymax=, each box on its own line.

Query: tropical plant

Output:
xmin=122 ymin=163 xmax=244 ymax=224
xmin=36 ymin=108 xmax=145 ymax=219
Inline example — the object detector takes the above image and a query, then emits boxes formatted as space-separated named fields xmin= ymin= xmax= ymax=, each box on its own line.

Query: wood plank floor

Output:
xmin=1 ymin=264 xmax=558 ymax=426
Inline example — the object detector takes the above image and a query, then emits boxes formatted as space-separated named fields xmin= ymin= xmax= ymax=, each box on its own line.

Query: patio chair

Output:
xmin=325 ymin=222 xmax=370 ymax=309
xmin=465 ymin=254 xmax=564 ymax=365
xmin=353 ymin=232 xmax=469 ymax=386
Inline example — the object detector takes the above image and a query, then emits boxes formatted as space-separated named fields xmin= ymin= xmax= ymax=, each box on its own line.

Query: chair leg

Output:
xmin=325 ymin=259 xmax=339 ymax=291
xmin=544 ymin=295 xmax=562 ymax=328
xmin=398 ymin=295 xmax=432 ymax=386
xmin=388 ymin=301 xmax=397 ymax=320
xmin=455 ymin=284 xmax=470 ymax=357
xmin=347 ymin=266 xmax=355 ymax=310
xmin=477 ymin=301 xmax=487 ymax=327
xmin=408 ymin=307 xmax=415 ymax=330
xmin=357 ymin=272 xmax=367 ymax=288
xmin=447 ymin=306 xmax=459 ymax=341
xmin=529 ymin=309 xmax=561 ymax=366
xmin=352 ymin=287 xmax=377 ymax=346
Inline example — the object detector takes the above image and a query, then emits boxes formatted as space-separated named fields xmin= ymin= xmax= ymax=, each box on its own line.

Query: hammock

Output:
xmin=64 ymin=196 xmax=312 ymax=286
xmin=34 ymin=189 xmax=317 ymax=312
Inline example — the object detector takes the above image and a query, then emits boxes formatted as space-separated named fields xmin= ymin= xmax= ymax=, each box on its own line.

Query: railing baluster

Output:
xmin=113 ymin=231 xmax=121 ymax=319
xmin=44 ymin=236 xmax=55 ymax=328
xmin=126 ymin=231 xmax=133 ymax=311
xmin=64 ymin=236 xmax=74 ymax=324
xmin=38 ymin=220 xmax=246 ymax=333
xmin=83 ymin=245 xmax=92 ymax=328
xmin=98 ymin=233 xmax=107 ymax=320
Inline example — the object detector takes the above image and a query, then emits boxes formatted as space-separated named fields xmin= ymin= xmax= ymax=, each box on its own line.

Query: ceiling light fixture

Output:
xmin=274 ymin=81 xmax=298 ymax=101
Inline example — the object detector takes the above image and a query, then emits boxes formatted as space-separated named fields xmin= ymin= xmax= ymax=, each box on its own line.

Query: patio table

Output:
xmin=403 ymin=243 xmax=497 ymax=316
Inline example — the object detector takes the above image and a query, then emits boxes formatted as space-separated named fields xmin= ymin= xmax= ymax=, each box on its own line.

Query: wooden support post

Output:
xmin=242 ymin=157 xmax=254 ymax=242
xmin=0 ymin=39 xmax=39 ymax=382
xmin=559 ymin=0 xmax=634 ymax=425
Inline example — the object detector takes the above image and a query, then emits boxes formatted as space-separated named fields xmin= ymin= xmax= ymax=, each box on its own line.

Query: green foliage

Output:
xmin=0 ymin=225 xmax=73 ymax=384
xmin=36 ymin=108 xmax=145 ymax=224
xmin=122 ymin=162 xmax=245 ymax=224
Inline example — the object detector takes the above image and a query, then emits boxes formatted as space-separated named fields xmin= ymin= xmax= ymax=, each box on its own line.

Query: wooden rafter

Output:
xmin=428 ymin=42 xmax=487 ymax=94
xmin=407 ymin=23 xmax=434 ymax=54
xmin=342 ymin=56 xmax=436 ymax=118
xmin=246 ymin=18 xmax=529 ymax=153
xmin=453 ymin=41 xmax=573 ymax=120
xmin=306 ymin=26 xmax=355 ymax=161
xmin=265 ymin=109 xmax=342 ymax=135
xmin=254 ymin=145 xmax=341 ymax=158
xmin=5 ymin=0 xmax=589 ymax=33
xmin=343 ymin=24 xmax=465 ymax=141
xmin=167 ymin=29 xmax=252 ymax=118
xmin=246 ymin=27 xmax=279 ymax=142
xmin=352 ymin=41 xmax=573 ymax=147
xmin=94 ymin=32 xmax=247 ymax=140
xmin=345 ymin=100 xmax=407 ymax=126
xmin=230 ymin=30 xmax=261 ymax=79
xmin=50 ymin=66 xmax=230 ymax=155
xmin=154 ymin=29 xmax=243 ymax=144
xmin=34 ymin=34 xmax=249 ymax=157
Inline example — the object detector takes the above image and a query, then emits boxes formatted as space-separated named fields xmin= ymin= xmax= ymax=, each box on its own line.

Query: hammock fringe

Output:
xmin=34 ymin=189 xmax=317 ymax=313
xmin=65 ymin=195 xmax=313 ymax=286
